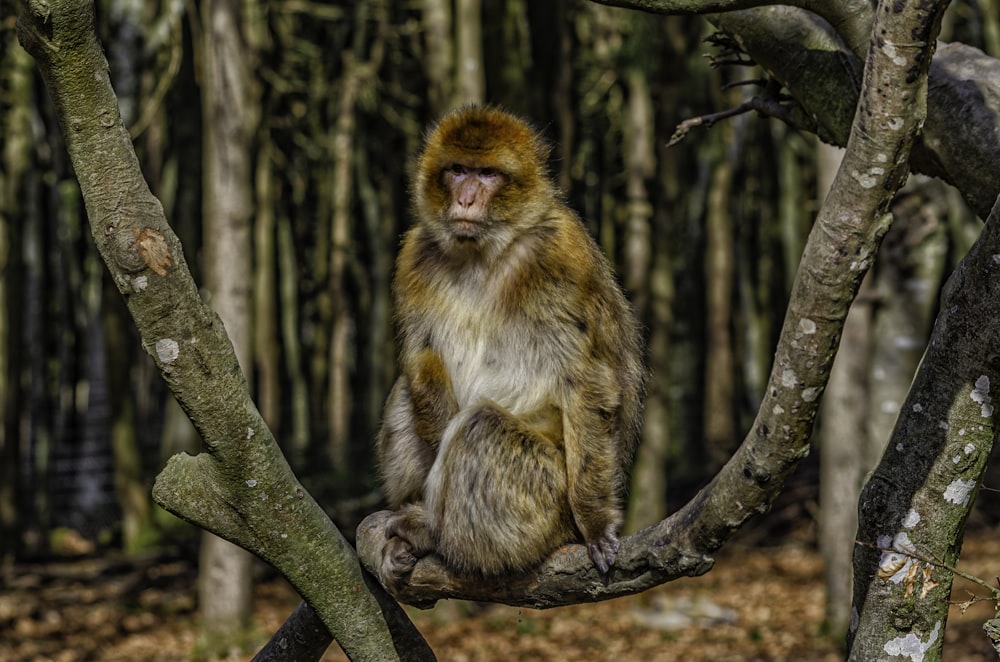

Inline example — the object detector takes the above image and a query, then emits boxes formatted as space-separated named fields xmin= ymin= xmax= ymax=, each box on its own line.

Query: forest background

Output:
xmin=3 ymin=0 xmax=1000 ymax=659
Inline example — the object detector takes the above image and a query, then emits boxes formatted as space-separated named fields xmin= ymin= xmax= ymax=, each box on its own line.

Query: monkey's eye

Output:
xmin=448 ymin=164 xmax=468 ymax=175
xmin=479 ymin=167 xmax=499 ymax=177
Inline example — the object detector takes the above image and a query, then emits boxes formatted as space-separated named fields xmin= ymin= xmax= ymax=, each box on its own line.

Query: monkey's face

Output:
xmin=414 ymin=106 xmax=554 ymax=256
xmin=440 ymin=163 xmax=506 ymax=240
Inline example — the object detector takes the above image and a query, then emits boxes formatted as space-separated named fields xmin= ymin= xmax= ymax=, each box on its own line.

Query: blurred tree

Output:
xmin=197 ymin=0 xmax=257 ymax=652
xmin=102 ymin=0 xmax=156 ymax=556
xmin=455 ymin=0 xmax=484 ymax=105
xmin=0 ymin=30 xmax=32 ymax=569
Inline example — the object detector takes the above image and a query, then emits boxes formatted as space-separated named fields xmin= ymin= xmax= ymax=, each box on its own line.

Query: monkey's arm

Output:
xmin=405 ymin=347 xmax=458 ymax=444
xmin=561 ymin=372 xmax=626 ymax=575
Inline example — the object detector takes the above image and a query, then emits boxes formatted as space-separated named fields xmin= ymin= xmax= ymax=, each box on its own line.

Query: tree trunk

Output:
xmin=621 ymin=67 xmax=663 ymax=532
xmin=850 ymin=198 xmax=1000 ymax=661
xmin=454 ymin=0 xmax=484 ymax=104
xmin=818 ymin=282 xmax=871 ymax=638
xmin=703 ymin=131 xmax=736 ymax=468
xmin=626 ymin=242 xmax=672 ymax=532
xmin=327 ymin=62 xmax=358 ymax=485
xmin=356 ymin=144 xmax=395 ymax=447
xmin=813 ymin=142 xmax=865 ymax=638
xmin=104 ymin=291 xmax=153 ymax=553
xmin=0 ymin=39 xmax=33 ymax=568
xmin=277 ymin=214 xmax=310 ymax=469
xmin=422 ymin=0 xmax=453 ymax=115
xmin=254 ymin=139 xmax=280 ymax=434
xmin=866 ymin=179 xmax=948 ymax=465
xmin=198 ymin=0 xmax=257 ymax=651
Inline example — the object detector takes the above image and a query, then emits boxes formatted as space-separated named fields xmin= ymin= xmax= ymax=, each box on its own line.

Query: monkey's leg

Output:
xmin=424 ymin=404 xmax=577 ymax=576
xmin=377 ymin=349 xmax=458 ymax=507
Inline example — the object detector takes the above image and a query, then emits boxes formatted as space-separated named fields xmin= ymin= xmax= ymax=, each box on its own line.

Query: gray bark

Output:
xmin=849 ymin=196 xmax=1000 ymax=660
xmin=15 ymin=1 xmax=432 ymax=659
xmin=198 ymin=0 xmax=256 ymax=649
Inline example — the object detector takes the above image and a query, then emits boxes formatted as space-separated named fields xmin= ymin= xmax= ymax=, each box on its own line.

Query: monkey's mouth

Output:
xmin=451 ymin=219 xmax=482 ymax=240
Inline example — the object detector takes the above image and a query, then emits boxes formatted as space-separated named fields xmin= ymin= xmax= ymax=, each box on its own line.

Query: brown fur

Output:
xmin=376 ymin=106 xmax=645 ymax=582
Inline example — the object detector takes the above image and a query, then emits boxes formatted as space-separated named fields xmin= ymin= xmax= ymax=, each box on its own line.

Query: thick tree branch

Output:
xmin=14 ymin=2 xmax=432 ymax=660
xmin=719 ymin=8 xmax=1000 ymax=218
xmin=589 ymin=2 xmax=1000 ymax=220
xmin=848 ymin=194 xmax=1000 ymax=658
xmin=589 ymin=0 xmax=874 ymax=53
xmin=358 ymin=0 xmax=947 ymax=608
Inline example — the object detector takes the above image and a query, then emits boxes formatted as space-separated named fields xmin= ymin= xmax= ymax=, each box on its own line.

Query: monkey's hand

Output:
xmin=586 ymin=523 xmax=621 ymax=575
xmin=380 ymin=505 xmax=435 ymax=589
xmin=381 ymin=534 xmax=419 ymax=588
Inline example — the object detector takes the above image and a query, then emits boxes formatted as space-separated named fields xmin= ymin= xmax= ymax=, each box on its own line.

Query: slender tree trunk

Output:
xmin=553 ymin=0 xmax=574 ymax=192
xmin=327 ymin=66 xmax=358 ymax=484
xmin=199 ymin=0 xmax=257 ymax=650
xmin=819 ymin=281 xmax=871 ymax=637
xmin=703 ymin=132 xmax=736 ymax=468
xmin=0 ymin=40 xmax=33 ymax=568
xmin=326 ymin=1 xmax=386 ymax=486
xmin=814 ymin=142 xmax=866 ymax=638
xmin=778 ymin=128 xmax=810 ymax=292
xmin=422 ymin=0 xmax=453 ymax=115
xmin=454 ymin=0 xmax=484 ymax=105
xmin=104 ymin=291 xmax=152 ymax=553
xmin=981 ymin=0 xmax=1000 ymax=58
xmin=866 ymin=179 xmax=948 ymax=465
xmin=23 ymin=134 xmax=49 ymax=553
xmin=277 ymin=215 xmax=310 ymax=468
xmin=621 ymin=67 xmax=663 ymax=532
xmin=254 ymin=140 xmax=280 ymax=433
xmin=356 ymin=145 xmax=395 ymax=446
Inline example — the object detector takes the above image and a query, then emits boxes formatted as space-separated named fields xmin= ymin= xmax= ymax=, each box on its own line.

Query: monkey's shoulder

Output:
xmin=497 ymin=209 xmax=617 ymax=294
xmin=394 ymin=207 xmax=633 ymax=341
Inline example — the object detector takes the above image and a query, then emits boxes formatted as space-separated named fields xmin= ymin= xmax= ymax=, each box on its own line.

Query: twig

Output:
xmin=856 ymin=539 xmax=1000 ymax=604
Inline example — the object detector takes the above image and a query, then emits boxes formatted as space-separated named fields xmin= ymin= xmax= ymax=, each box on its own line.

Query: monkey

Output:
xmin=375 ymin=106 xmax=645 ymax=585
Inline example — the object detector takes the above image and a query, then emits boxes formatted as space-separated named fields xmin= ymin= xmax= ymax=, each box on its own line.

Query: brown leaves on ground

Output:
xmin=2 ymin=538 xmax=999 ymax=661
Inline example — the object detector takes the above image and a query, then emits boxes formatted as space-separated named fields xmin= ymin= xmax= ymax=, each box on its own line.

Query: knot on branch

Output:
xmin=128 ymin=227 xmax=173 ymax=276
xmin=16 ymin=0 xmax=96 ymax=59
xmin=109 ymin=228 xmax=148 ymax=273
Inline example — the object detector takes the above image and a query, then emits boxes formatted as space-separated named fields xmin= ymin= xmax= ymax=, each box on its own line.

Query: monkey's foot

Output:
xmin=586 ymin=526 xmax=621 ymax=575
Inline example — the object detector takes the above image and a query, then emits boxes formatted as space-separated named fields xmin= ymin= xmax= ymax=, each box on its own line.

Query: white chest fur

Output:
xmin=430 ymin=282 xmax=561 ymax=415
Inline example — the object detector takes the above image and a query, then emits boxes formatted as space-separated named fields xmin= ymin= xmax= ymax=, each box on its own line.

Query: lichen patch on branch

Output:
xmin=154 ymin=338 xmax=179 ymax=365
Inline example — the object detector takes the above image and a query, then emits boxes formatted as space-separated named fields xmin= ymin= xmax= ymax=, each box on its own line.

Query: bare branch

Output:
xmin=361 ymin=0 xmax=948 ymax=613
xmin=15 ymin=1 xmax=431 ymax=660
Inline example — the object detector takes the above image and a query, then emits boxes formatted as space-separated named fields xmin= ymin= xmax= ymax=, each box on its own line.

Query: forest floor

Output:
xmin=2 ymin=534 xmax=1000 ymax=661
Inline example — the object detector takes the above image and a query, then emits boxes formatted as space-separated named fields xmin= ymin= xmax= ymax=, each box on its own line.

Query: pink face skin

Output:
xmin=442 ymin=164 xmax=505 ymax=238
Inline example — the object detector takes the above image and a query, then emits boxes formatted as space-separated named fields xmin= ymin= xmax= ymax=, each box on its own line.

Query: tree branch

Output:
xmin=848 ymin=193 xmax=1000 ymax=658
xmin=587 ymin=2 xmax=1000 ymax=220
xmin=717 ymin=7 xmax=1000 ymax=219
xmin=14 ymin=1 xmax=432 ymax=660
xmin=588 ymin=0 xmax=873 ymax=53
xmin=359 ymin=0 xmax=946 ymax=609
